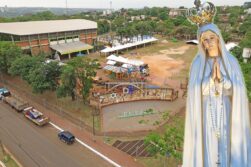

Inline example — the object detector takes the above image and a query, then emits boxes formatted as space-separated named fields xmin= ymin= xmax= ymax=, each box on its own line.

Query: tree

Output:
xmin=159 ymin=12 xmax=168 ymax=21
xmin=28 ymin=61 xmax=61 ymax=93
xmin=98 ymin=20 xmax=110 ymax=35
xmin=117 ymin=27 xmax=127 ymax=42
xmin=240 ymin=62 xmax=251 ymax=101
xmin=10 ymin=55 xmax=61 ymax=93
xmin=9 ymin=55 xmax=44 ymax=82
xmin=0 ymin=42 xmax=23 ymax=73
xmin=222 ymin=31 xmax=231 ymax=43
xmin=144 ymin=117 xmax=184 ymax=161
xmin=57 ymin=57 xmax=99 ymax=102
xmin=135 ymin=21 xmax=151 ymax=39
xmin=149 ymin=7 xmax=159 ymax=17
xmin=231 ymin=40 xmax=251 ymax=101
xmin=156 ymin=22 xmax=166 ymax=35
xmin=57 ymin=65 xmax=77 ymax=101
xmin=239 ymin=21 xmax=251 ymax=35
xmin=240 ymin=30 xmax=251 ymax=48
xmin=230 ymin=46 xmax=242 ymax=61
xmin=69 ymin=57 xmax=99 ymax=102
xmin=172 ymin=16 xmax=187 ymax=26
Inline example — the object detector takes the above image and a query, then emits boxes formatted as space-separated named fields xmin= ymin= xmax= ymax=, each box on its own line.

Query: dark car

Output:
xmin=58 ymin=131 xmax=75 ymax=145
xmin=0 ymin=88 xmax=11 ymax=100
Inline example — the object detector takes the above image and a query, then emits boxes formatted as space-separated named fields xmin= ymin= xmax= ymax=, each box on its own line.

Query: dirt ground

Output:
xmin=123 ymin=43 xmax=194 ymax=87
xmin=141 ymin=45 xmax=190 ymax=87
xmin=100 ymin=41 xmax=196 ymax=133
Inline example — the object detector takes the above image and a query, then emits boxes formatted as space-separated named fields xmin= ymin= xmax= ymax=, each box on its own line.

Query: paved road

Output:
xmin=0 ymin=101 xmax=112 ymax=167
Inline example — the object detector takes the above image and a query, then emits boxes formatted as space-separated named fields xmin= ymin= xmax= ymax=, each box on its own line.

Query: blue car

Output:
xmin=58 ymin=131 xmax=75 ymax=145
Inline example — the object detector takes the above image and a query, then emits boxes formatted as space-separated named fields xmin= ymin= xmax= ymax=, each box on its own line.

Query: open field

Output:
xmin=122 ymin=40 xmax=197 ymax=87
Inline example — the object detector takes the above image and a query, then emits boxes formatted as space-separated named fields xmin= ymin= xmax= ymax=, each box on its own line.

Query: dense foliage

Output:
xmin=0 ymin=42 xmax=23 ymax=73
xmin=230 ymin=14 xmax=251 ymax=101
xmin=144 ymin=116 xmax=184 ymax=161
xmin=57 ymin=57 xmax=99 ymax=101
xmin=9 ymin=55 xmax=62 ymax=93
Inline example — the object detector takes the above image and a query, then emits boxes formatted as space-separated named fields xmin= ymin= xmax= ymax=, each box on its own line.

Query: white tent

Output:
xmin=107 ymin=54 xmax=118 ymax=60
xmin=106 ymin=60 xmax=116 ymax=65
xmin=106 ymin=55 xmax=128 ymax=63
xmin=225 ymin=42 xmax=238 ymax=51
xmin=101 ymin=37 xmax=158 ymax=54
xmin=121 ymin=64 xmax=133 ymax=69
xmin=126 ymin=59 xmax=144 ymax=66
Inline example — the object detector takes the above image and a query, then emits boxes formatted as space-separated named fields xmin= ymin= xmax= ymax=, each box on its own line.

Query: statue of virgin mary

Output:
xmin=182 ymin=1 xmax=251 ymax=167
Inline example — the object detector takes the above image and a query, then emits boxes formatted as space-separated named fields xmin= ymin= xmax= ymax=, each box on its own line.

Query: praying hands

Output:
xmin=212 ymin=58 xmax=221 ymax=83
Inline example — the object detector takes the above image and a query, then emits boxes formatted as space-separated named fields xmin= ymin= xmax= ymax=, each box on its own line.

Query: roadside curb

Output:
xmin=3 ymin=146 xmax=23 ymax=167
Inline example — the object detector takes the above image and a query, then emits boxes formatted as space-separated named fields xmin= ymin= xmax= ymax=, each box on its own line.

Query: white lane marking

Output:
xmin=49 ymin=122 xmax=121 ymax=167
xmin=0 ymin=161 xmax=6 ymax=167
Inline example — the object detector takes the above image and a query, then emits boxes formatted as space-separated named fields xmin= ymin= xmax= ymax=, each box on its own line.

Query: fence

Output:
xmin=1 ymin=78 xmax=182 ymax=137
xmin=2 ymin=79 xmax=95 ymax=134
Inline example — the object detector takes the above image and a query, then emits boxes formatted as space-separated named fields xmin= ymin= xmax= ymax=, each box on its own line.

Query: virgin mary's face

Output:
xmin=200 ymin=30 xmax=219 ymax=52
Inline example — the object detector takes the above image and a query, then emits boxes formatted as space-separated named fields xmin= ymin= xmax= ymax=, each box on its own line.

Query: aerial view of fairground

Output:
xmin=0 ymin=0 xmax=250 ymax=167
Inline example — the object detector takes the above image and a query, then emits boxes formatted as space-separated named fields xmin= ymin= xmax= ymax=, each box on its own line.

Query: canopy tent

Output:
xmin=101 ymin=37 xmax=158 ymax=54
xmin=106 ymin=60 xmax=116 ymax=65
xmin=126 ymin=59 xmax=144 ymax=66
xmin=103 ymin=65 xmax=128 ymax=73
xmin=50 ymin=41 xmax=93 ymax=55
xmin=106 ymin=54 xmax=144 ymax=67
xmin=107 ymin=54 xmax=118 ymax=60
xmin=225 ymin=42 xmax=238 ymax=51
xmin=121 ymin=64 xmax=133 ymax=69
xmin=107 ymin=55 xmax=128 ymax=63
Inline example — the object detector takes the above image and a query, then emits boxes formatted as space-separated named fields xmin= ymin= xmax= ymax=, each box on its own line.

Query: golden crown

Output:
xmin=187 ymin=0 xmax=216 ymax=26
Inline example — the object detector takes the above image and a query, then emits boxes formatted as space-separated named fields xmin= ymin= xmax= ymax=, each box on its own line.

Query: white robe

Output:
xmin=202 ymin=57 xmax=232 ymax=167
xmin=182 ymin=24 xmax=251 ymax=167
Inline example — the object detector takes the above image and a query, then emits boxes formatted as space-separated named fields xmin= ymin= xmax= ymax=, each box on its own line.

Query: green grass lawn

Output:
xmin=0 ymin=148 xmax=19 ymax=167
xmin=137 ymin=155 xmax=180 ymax=167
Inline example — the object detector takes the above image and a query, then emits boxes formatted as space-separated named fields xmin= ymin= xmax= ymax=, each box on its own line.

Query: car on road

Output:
xmin=0 ymin=88 xmax=11 ymax=100
xmin=23 ymin=107 xmax=50 ymax=126
xmin=58 ymin=131 xmax=75 ymax=145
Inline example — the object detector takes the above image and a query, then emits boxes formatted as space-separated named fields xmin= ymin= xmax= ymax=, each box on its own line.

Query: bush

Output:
xmin=171 ymin=38 xmax=178 ymax=43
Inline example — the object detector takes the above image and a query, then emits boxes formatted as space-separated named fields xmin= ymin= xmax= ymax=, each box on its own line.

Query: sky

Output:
xmin=0 ymin=0 xmax=248 ymax=9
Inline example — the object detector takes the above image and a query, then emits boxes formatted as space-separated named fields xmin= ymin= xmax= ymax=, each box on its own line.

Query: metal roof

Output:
xmin=101 ymin=37 xmax=158 ymax=53
xmin=50 ymin=41 xmax=93 ymax=55
xmin=0 ymin=19 xmax=97 ymax=36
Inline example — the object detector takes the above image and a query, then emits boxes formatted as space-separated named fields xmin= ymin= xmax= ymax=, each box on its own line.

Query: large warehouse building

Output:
xmin=0 ymin=19 xmax=97 ymax=59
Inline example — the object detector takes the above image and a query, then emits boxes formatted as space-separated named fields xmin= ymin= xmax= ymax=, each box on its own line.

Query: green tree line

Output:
xmin=0 ymin=42 xmax=98 ymax=101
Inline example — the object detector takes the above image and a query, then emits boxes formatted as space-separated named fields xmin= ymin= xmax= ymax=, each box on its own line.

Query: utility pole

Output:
xmin=65 ymin=0 xmax=68 ymax=15
xmin=92 ymin=107 xmax=100 ymax=141
xmin=110 ymin=1 xmax=112 ymax=11
xmin=92 ymin=111 xmax=95 ymax=136
xmin=109 ymin=1 xmax=113 ymax=43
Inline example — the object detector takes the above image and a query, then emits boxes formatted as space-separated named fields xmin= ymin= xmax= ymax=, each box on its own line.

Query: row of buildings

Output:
xmin=0 ymin=19 xmax=97 ymax=59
